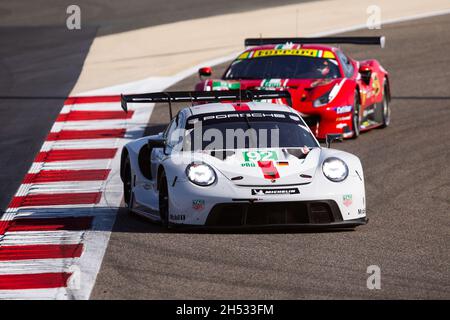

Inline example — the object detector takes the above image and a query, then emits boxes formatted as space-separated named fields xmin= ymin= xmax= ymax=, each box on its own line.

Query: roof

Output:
xmin=188 ymin=101 xmax=293 ymax=116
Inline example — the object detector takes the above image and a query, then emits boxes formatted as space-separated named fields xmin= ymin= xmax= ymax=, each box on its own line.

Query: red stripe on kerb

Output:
xmin=257 ymin=161 xmax=280 ymax=179
xmin=34 ymin=148 xmax=117 ymax=162
xmin=64 ymin=95 xmax=121 ymax=105
xmin=56 ymin=110 xmax=133 ymax=122
xmin=47 ymin=128 xmax=125 ymax=141
xmin=5 ymin=216 xmax=93 ymax=232
xmin=24 ymin=169 xmax=110 ymax=183
xmin=0 ymin=272 xmax=72 ymax=290
xmin=8 ymin=192 xmax=102 ymax=208
xmin=0 ymin=244 xmax=83 ymax=261
xmin=232 ymin=103 xmax=250 ymax=111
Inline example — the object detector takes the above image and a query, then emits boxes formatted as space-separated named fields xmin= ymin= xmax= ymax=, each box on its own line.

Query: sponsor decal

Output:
xmin=243 ymin=150 xmax=278 ymax=162
xmin=251 ymin=188 xmax=299 ymax=195
xmin=335 ymin=105 xmax=353 ymax=114
xmin=337 ymin=115 xmax=352 ymax=121
xmin=241 ymin=162 xmax=256 ymax=167
xmin=343 ymin=194 xmax=353 ymax=207
xmin=358 ymin=208 xmax=366 ymax=215
xmin=371 ymin=73 xmax=381 ymax=96
xmin=260 ymin=79 xmax=284 ymax=88
xmin=361 ymin=91 xmax=367 ymax=106
xmin=361 ymin=120 xmax=370 ymax=128
xmin=363 ymin=108 xmax=375 ymax=117
xmin=212 ymin=80 xmax=240 ymax=90
xmin=190 ymin=113 xmax=286 ymax=124
xmin=238 ymin=49 xmax=335 ymax=60
xmin=192 ymin=199 xmax=205 ymax=211
xmin=170 ymin=214 xmax=186 ymax=221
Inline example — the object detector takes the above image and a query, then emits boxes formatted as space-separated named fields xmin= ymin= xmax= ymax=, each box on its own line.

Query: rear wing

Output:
xmin=121 ymin=89 xmax=292 ymax=119
xmin=245 ymin=36 xmax=385 ymax=48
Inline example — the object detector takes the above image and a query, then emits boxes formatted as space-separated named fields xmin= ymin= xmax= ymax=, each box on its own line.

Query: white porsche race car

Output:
xmin=120 ymin=90 xmax=367 ymax=229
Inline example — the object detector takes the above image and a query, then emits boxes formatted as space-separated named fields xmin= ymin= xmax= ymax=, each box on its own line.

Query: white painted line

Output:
xmin=25 ymin=182 xmax=105 ymax=194
xmin=41 ymin=140 xmax=121 ymax=152
xmin=0 ymin=258 xmax=77 ymax=275
xmin=1 ymin=231 xmax=85 ymax=246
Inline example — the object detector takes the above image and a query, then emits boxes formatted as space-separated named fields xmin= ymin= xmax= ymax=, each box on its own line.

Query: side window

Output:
xmin=164 ymin=118 xmax=177 ymax=146
xmin=336 ymin=50 xmax=354 ymax=78
xmin=165 ymin=112 xmax=185 ymax=149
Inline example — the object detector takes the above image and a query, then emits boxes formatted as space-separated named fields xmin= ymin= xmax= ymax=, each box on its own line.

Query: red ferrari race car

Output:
xmin=195 ymin=37 xmax=391 ymax=139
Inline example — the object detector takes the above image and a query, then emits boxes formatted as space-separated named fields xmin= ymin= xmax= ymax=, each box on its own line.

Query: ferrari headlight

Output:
xmin=313 ymin=84 xmax=340 ymax=107
xmin=186 ymin=162 xmax=216 ymax=186
xmin=313 ymin=91 xmax=331 ymax=107
xmin=322 ymin=157 xmax=348 ymax=182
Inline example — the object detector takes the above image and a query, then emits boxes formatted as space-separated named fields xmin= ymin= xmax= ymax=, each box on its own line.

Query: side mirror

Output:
xmin=148 ymin=136 xmax=166 ymax=151
xmin=198 ymin=67 xmax=212 ymax=79
xmin=326 ymin=133 xmax=343 ymax=148
xmin=359 ymin=65 xmax=372 ymax=85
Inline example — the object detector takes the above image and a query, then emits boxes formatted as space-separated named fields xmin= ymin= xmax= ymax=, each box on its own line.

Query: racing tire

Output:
xmin=380 ymin=86 xmax=391 ymax=128
xmin=123 ymin=157 xmax=133 ymax=210
xmin=351 ymin=92 xmax=361 ymax=139
xmin=158 ymin=171 xmax=169 ymax=228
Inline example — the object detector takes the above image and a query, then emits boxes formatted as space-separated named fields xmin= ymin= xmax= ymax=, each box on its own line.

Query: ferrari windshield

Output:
xmin=182 ymin=111 xmax=318 ymax=151
xmin=223 ymin=56 xmax=341 ymax=80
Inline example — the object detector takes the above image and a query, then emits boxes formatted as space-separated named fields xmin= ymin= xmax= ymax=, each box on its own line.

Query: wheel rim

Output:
xmin=124 ymin=164 xmax=132 ymax=206
xmin=159 ymin=177 xmax=169 ymax=224
xmin=383 ymin=95 xmax=390 ymax=125
xmin=353 ymin=103 xmax=360 ymax=136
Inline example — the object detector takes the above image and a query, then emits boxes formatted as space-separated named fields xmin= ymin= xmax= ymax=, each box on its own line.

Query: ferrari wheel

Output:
xmin=158 ymin=171 xmax=169 ymax=228
xmin=123 ymin=157 xmax=133 ymax=209
xmin=380 ymin=87 xmax=390 ymax=128
xmin=351 ymin=92 xmax=361 ymax=139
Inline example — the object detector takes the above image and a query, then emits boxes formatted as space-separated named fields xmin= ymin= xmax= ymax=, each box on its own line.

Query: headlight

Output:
xmin=322 ymin=157 xmax=348 ymax=182
xmin=186 ymin=162 xmax=216 ymax=186
xmin=313 ymin=84 xmax=340 ymax=107
xmin=313 ymin=91 xmax=331 ymax=107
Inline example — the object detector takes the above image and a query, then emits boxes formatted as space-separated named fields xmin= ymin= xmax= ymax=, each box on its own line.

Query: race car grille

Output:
xmin=302 ymin=115 xmax=320 ymax=128
xmin=206 ymin=200 xmax=342 ymax=227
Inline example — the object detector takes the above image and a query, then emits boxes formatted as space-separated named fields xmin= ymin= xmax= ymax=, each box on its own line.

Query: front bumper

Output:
xmin=170 ymin=217 xmax=368 ymax=230
xmin=206 ymin=200 xmax=342 ymax=226
xmin=170 ymin=199 xmax=367 ymax=229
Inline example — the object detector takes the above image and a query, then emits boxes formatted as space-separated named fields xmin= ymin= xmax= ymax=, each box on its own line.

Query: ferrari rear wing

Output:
xmin=245 ymin=36 xmax=385 ymax=48
xmin=121 ymin=90 xmax=292 ymax=118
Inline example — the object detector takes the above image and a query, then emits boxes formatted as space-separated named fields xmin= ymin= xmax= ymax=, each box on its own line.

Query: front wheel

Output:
xmin=123 ymin=157 xmax=133 ymax=209
xmin=158 ymin=171 xmax=169 ymax=228
xmin=351 ymin=92 xmax=361 ymax=139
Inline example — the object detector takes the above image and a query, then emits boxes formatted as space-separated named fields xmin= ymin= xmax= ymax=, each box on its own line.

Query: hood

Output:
xmin=200 ymin=147 xmax=322 ymax=186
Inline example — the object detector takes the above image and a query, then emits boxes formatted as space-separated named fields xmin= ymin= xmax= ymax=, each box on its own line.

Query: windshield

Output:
xmin=224 ymin=56 xmax=341 ymax=80
xmin=181 ymin=111 xmax=318 ymax=151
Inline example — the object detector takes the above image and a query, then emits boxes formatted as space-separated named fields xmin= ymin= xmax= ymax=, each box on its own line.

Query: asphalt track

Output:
xmin=0 ymin=0 xmax=315 ymax=36
xmin=91 ymin=14 xmax=450 ymax=299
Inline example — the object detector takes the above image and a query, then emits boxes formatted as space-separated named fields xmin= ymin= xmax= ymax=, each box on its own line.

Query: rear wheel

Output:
xmin=380 ymin=86 xmax=390 ymax=128
xmin=351 ymin=92 xmax=361 ymax=139
xmin=123 ymin=157 xmax=133 ymax=209
xmin=158 ymin=171 xmax=169 ymax=228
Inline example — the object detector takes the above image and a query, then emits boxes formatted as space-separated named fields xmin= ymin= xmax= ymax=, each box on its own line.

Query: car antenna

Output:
xmin=162 ymin=92 xmax=173 ymax=120
xmin=189 ymin=92 xmax=193 ymax=107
